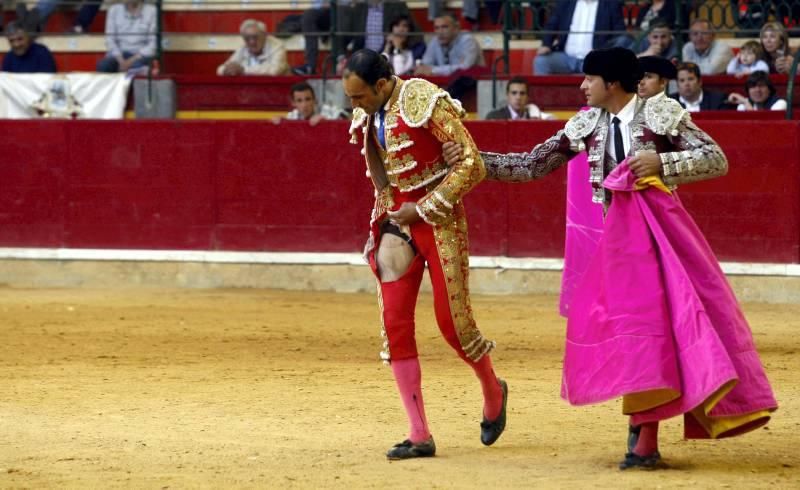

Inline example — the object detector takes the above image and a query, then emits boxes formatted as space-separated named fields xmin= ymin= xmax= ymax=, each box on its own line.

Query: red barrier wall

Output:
xmin=1 ymin=120 xmax=798 ymax=263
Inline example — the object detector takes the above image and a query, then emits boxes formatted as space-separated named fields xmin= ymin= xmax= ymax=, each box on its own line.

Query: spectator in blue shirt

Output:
xmin=1 ymin=22 xmax=56 ymax=73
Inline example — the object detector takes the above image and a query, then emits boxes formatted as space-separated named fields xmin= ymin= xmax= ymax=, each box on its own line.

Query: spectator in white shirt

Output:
xmin=273 ymin=82 xmax=348 ymax=126
xmin=217 ymin=19 xmax=290 ymax=76
xmin=534 ymin=0 xmax=626 ymax=75
xmin=96 ymin=0 xmax=156 ymax=74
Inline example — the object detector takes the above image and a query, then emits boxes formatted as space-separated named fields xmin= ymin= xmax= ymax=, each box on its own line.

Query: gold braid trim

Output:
xmin=399 ymin=78 xmax=465 ymax=128
xmin=349 ymin=107 xmax=368 ymax=144
xmin=416 ymin=97 xmax=485 ymax=226
xmin=433 ymin=204 xmax=495 ymax=362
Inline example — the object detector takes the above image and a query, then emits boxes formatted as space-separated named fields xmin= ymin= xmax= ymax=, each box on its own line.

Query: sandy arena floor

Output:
xmin=0 ymin=288 xmax=798 ymax=488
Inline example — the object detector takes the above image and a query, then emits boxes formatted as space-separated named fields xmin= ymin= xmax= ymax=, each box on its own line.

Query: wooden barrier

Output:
xmin=0 ymin=119 xmax=797 ymax=262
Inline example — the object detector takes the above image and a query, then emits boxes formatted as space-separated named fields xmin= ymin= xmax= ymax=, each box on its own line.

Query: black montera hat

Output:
xmin=582 ymin=47 xmax=642 ymax=86
xmin=638 ymin=56 xmax=678 ymax=79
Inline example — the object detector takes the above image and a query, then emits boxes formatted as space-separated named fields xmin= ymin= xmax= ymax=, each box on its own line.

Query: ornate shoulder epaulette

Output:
xmin=349 ymin=107 xmax=368 ymax=144
xmin=644 ymin=94 xmax=687 ymax=136
xmin=399 ymin=78 xmax=465 ymax=128
xmin=564 ymin=108 xmax=602 ymax=142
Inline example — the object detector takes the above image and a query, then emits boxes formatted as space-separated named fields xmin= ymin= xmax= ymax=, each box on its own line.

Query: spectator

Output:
xmin=273 ymin=82 xmax=348 ymax=126
xmin=382 ymin=15 xmax=425 ymax=76
xmin=727 ymin=71 xmax=788 ymax=111
xmin=292 ymin=1 xmax=333 ymax=76
xmin=726 ymin=40 xmax=770 ymax=78
xmin=217 ymin=19 xmax=289 ymax=76
xmin=428 ymin=0 xmax=503 ymax=28
xmin=533 ymin=0 xmax=626 ymax=75
xmin=669 ymin=62 xmax=731 ymax=112
xmin=636 ymin=19 xmax=679 ymax=61
xmin=682 ymin=19 xmax=733 ymax=75
xmin=332 ymin=0 xmax=413 ymax=74
xmin=760 ymin=22 xmax=795 ymax=75
xmin=485 ymin=76 xmax=554 ymax=120
xmin=415 ymin=11 xmax=484 ymax=76
xmin=1 ymin=21 xmax=56 ymax=73
xmin=96 ymin=0 xmax=156 ymax=74
xmin=15 ymin=1 xmax=101 ymax=34
xmin=637 ymin=55 xmax=677 ymax=99
xmin=635 ymin=0 xmax=681 ymax=31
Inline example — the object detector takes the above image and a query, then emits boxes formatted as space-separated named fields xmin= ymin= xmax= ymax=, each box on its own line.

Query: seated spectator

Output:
xmin=669 ymin=62 xmax=732 ymax=112
xmin=96 ymin=0 xmax=156 ymax=74
xmin=635 ymin=0 xmax=680 ymax=31
xmin=292 ymin=1 xmax=330 ymax=75
xmin=727 ymin=71 xmax=788 ymax=111
xmin=15 ymin=1 xmax=101 ymax=34
xmin=273 ymin=82 xmax=348 ymax=126
xmin=533 ymin=0 xmax=626 ymax=75
xmin=682 ymin=19 xmax=733 ymax=75
xmin=415 ymin=12 xmax=484 ymax=76
xmin=637 ymin=55 xmax=677 ymax=99
xmin=760 ymin=22 xmax=795 ymax=75
xmin=1 ymin=21 xmax=56 ymax=73
xmin=636 ymin=19 xmax=679 ymax=61
xmin=382 ymin=15 xmax=425 ymax=76
xmin=428 ymin=0 xmax=503 ymax=29
xmin=727 ymin=40 xmax=769 ymax=78
xmin=485 ymin=76 xmax=554 ymax=120
xmin=333 ymin=0 xmax=413 ymax=74
xmin=217 ymin=19 xmax=289 ymax=76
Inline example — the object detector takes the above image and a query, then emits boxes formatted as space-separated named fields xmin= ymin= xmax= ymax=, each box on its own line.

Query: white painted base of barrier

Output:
xmin=0 ymin=247 xmax=798 ymax=277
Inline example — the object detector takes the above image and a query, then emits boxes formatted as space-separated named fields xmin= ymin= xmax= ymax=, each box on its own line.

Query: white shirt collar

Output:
xmin=679 ymin=91 xmax=704 ymax=111
xmin=609 ymin=94 xmax=638 ymax=125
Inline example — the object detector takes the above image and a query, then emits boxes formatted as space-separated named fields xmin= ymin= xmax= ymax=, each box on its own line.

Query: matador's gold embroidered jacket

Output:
xmin=481 ymin=93 xmax=728 ymax=203
xmin=349 ymin=77 xmax=485 ymax=226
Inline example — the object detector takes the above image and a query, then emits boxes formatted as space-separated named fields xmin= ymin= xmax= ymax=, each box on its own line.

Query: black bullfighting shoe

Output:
xmin=386 ymin=437 xmax=436 ymax=460
xmin=627 ymin=424 xmax=641 ymax=453
xmin=619 ymin=451 xmax=663 ymax=470
xmin=480 ymin=378 xmax=508 ymax=446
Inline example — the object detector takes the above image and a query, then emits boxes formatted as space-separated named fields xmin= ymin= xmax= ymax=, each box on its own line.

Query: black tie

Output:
xmin=612 ymin=116 xmax=625 ymax=163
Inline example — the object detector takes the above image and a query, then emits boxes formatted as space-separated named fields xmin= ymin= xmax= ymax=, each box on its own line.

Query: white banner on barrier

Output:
xmin=0 ymin=72 xmax=131 ymax=119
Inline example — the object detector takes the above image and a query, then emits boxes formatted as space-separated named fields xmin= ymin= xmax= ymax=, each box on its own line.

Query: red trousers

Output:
xmin=369 ymin=219 xmax=472 ymax=362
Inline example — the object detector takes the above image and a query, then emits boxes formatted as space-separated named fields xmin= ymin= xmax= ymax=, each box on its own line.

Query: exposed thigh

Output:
xmin=376 ymin=232 xmax=416 ymax=282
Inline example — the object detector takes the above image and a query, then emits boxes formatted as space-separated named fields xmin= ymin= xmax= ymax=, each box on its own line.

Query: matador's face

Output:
xmin=579 ymin=75 xmax=610 ymax=108
xmin=342 ymin=74 xmax=389 ymax=115
xmin=637 ymin=72 xmax=667 ymax=99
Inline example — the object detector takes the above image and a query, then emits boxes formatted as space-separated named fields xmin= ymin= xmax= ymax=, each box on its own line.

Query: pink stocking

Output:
xmin=391 ymin=358 xmax=431 ymax=443
xmin=468 ymin=355 xmax=503 ymax=421
xmin=633 ymin=421 xmax=659 ymax=456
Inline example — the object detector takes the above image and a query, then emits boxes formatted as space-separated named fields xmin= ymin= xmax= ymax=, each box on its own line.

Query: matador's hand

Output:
xmin=387 ymin=202 xmax=421 ymax=226
xmin=442 ymin=141 xmax=465 ymax=166
xmin=628 ymin=152 xmax=661 ymax=178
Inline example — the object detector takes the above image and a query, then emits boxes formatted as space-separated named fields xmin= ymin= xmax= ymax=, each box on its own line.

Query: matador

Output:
xmin=343 ymin=49 xmax=508 ymax=460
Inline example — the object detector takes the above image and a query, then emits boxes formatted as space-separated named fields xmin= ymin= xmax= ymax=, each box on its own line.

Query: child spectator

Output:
xmin=726 ymin=40 xmax=770 ymax=78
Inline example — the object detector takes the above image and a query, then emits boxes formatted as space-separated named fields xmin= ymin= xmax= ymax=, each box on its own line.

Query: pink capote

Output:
xmin=561 ymin=162 xmax=777 ymax=438
xmin=559 ymin=153 xmax=605 ymax=317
